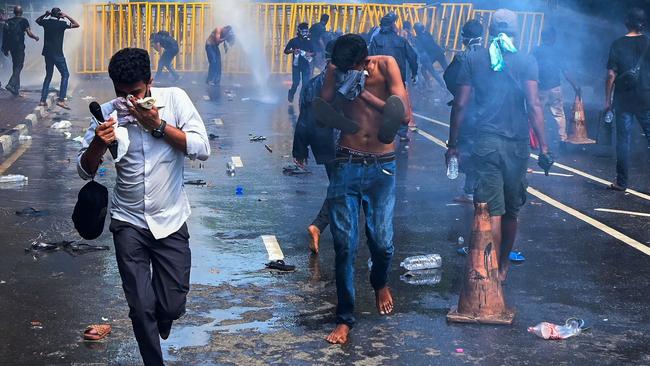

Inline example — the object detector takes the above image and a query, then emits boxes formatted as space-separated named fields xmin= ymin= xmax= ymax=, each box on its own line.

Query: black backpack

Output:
xmin=3 ymin=17 xmax=23 ymax=50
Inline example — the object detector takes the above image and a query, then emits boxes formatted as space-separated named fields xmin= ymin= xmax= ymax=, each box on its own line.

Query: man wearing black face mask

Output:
xmin=285 ymin=22 xmax=314 ymax=104
xmin=36 ymin=7 xmax=78 ymax=109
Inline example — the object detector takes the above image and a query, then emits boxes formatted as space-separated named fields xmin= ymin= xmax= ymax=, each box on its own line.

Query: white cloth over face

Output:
xmin=77 ymin=87 xmax=211 ymax=239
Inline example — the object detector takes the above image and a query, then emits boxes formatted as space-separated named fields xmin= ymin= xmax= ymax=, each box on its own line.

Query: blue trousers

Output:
xmin=615 ymin=110 xmax=650 ymax=188
xmin=40 ymin=55 xmax=69 ymax=102
xmin=327 ymin=154 xmax=396 ymax=327
xmin=205 ymin=44 xmax=221 ymax=85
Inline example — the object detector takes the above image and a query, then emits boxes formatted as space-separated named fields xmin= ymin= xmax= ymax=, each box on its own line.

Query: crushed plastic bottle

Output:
xmin=226 ymin=162 xmax=236 ymax=176
xmin=528 ymin=318 xmax=585 ymax=340
xmin=0 ymin=175 xmax=28 ymax=184
xmin=447 ymin=156 xmax=459 ymax=180
xmin=400 ymin=269 xmax=442 ymax=285
xmin=400 ymin=254 xmax=442 ymax=271
xmin=458 ymin=236 xmax=465 ymax=246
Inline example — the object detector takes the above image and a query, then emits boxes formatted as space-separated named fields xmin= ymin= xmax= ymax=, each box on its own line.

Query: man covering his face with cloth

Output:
xmin=77 ymin=48 xmax=210 ymax=366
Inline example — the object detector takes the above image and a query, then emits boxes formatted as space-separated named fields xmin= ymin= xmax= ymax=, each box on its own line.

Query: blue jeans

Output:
xmin=327 ymin=154 xmax=396 ymax=328
xmin=615 ymin=110 xmax=650 ymax=188
xmin=41 ymin=55 xmax=69 ymax=102
xmin=205 ymin=44 xmax=221 ymax=84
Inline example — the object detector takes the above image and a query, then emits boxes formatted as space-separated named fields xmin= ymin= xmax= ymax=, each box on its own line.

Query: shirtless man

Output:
xmin=205 ymin=25 xmax=234 ymax=86
xmin=315 ymin=34 xmax=409 ymax=344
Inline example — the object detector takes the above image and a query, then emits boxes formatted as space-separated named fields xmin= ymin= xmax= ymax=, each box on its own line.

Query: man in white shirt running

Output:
xmin=77 ymin=48 xmax=210 ymax=366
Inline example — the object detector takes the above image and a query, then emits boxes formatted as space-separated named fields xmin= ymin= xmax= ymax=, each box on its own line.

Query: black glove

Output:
xmin=538 ymin=153 xmax=555 ymax=176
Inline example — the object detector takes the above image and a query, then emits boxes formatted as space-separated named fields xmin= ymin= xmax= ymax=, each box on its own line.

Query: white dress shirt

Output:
xmin=77 ymin=87 xmax=210 ymax=239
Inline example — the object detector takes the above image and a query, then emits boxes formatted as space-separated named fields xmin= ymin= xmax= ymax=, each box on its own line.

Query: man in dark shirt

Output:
xmin=310 ymin=14 xmax=329 ymax=71
xmin=284 ymin=22 xmax=314 ymax=103
xmin=369 ymin=13 xmax=418 ymax=86
xmin=532 ymin=27 xmax=579 ymax=144
xmin=605 ymin=7 xmax=650 ymax=191
xmin=292 ymin=41 xmax=336 ymax=254
xmin=413 ymin=22 xmax=448 ymax=89
xmin=444 ymin=19 xmax=484 ymax=204
xmin=2 ymin=6 xmax=39 ymax=96
xmin=36 ymin=8 xmax=78 ymax=109
xmin=151 ymin=31 xmax=180 ymax=83
xmin=446 ymin=9 xmax=552 ymax=281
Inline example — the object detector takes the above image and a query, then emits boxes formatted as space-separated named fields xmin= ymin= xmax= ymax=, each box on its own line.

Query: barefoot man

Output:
xmin=315 ymin=34 xmax=409 ymax=344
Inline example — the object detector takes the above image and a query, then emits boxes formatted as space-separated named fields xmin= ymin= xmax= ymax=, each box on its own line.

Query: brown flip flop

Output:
xmin=83 ymin=324 xmax=112 ymax=341
xmin=378 ymin=95 xmax=405 ymax=144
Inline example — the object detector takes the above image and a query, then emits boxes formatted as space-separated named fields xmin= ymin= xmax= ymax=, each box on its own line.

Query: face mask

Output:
xmin=299 ymin=30 xmax=309 ymax=38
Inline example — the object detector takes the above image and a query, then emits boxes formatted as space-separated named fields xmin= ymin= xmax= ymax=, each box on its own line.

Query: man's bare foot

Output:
xmin=307 ymin=225 xmax=320 ymax=254
xmin=375 ymin=287 xmax=394 ymax=315
xmin=326 ymin=324 xmax=350 ymax=344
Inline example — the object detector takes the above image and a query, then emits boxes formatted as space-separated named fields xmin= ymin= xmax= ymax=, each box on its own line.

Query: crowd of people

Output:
xmin=289 ymin=6 xmax=650 ymax=346
xmin=0 ymin=4 xmax=646 ymax=366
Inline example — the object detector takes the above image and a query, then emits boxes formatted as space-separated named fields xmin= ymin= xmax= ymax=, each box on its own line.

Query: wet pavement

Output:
xmin=0 ymin=75 xmax=649 ymax=365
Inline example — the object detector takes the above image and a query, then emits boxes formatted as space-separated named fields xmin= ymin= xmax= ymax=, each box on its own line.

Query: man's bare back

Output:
xmin=323 ymin=55 xmax=410 ymax=153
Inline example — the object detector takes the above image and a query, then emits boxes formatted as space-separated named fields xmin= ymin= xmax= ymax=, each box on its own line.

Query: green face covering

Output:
xmin=489 ymin=33 xmax=518 ymax=71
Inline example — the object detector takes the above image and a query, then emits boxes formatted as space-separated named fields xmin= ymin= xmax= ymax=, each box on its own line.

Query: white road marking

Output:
xmin=528 ymin=188 xmax=650 ymax=255
xmin=595 ymin=208 xmax=650 ymax=218
xmin=414 ymin=112 xmax=650 ymax=202
xmin=261 ymin=235 xmax=284 ymax=261
xmin=0 ymin=141 xmax=32 ymax=175
xmin=413 ymin=112 xmax=450 ymax=128
xmin=231 ymin=156 xmax=244 ymax=168
xmin=528 ymin=170 xmax=574 ymax=177
xmin=414 ymin=126 xmax=650 ymax=256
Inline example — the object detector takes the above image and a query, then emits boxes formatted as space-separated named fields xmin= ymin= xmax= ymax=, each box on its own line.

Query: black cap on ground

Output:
xmin=72 ymin=180 xmax=108 ymax=240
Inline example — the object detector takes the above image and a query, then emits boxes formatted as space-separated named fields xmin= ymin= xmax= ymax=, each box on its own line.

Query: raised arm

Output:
xmin=385 ymin=57 xmax=410 ymax=122
xmin=62 ymin=13 xmax=80 ymax=28
xmin=320 ymin=63 xmax=337 ymax=102
xmin=35 ymin=11 xmax=48 ymax=26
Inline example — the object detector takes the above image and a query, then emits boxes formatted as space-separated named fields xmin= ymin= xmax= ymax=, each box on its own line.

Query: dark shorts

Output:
xmin=472 ymin=134 xmax=529 ymax=218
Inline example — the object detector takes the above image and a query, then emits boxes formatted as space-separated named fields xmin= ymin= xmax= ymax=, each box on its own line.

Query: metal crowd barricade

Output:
xmin=76 ymin=2 xmax=545 ymax=75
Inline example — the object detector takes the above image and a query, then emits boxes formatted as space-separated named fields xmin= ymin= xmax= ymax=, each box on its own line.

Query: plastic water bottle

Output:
xmin=458 ymin=236 xmax=465 ymax=246
xmin=226 ymin=162 xmax=236 ymax=176
xmin=0 ymin=175 xmax=28 ymax=184
xmin=528 ymin=318 xmax=585 ymax=340
xmin=400 ymin=254 xmax=442 ymax=271
xmin=604 ymin=110 xmax=614 ymax=124
xmin=447 ymin=156 xmax=459 ymax=180
xmin=400 ymin=269 xmax=442 ymax=285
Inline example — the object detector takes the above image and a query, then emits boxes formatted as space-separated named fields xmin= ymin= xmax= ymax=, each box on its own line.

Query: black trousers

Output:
xmin=7 ymin=46 xmax=25 ymax=91
xmin=110 ymin=219 xmax=191 ymax=366
xmin=311 ymin=162 xmax=334 ymax=232
xmin=288 ymin=64 xmax=311 ymax=102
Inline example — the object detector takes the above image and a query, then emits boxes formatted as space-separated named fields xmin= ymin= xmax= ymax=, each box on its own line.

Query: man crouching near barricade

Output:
xmin=313 ymin=34 xmax=410 ymax=344
xmin=445 ymin=9 xmax=554 ymax=282
xmin=77 ymin=48 xmax=210 ymax=365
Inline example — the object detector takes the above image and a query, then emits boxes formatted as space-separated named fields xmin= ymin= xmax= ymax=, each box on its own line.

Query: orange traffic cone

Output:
xmin=447 ymin=203 xmax=515 ymax=325
xmin=568 ymin=90 xmax=595 ymax=144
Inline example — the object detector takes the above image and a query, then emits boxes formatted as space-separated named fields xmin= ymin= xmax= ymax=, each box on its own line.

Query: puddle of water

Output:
xmin=163 ymin=306 xmax=278 ymax=360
